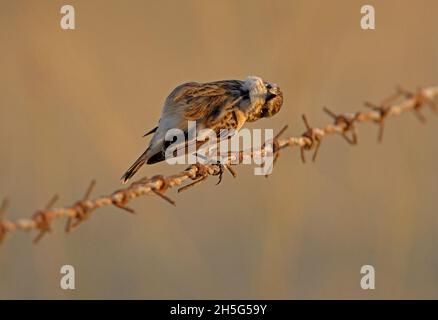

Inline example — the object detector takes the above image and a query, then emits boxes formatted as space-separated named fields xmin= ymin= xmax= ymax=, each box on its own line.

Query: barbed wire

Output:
xmin=1 ymin=85 xmax=437 ymax=245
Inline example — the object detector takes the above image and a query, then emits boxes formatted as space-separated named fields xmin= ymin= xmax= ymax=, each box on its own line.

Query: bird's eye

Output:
xmin=265 ymin=83 xmax=272 ymax=89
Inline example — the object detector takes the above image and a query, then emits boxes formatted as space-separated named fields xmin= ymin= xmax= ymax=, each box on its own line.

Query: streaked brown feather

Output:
xmin=168 ymin=81 xmax=246 ymax=129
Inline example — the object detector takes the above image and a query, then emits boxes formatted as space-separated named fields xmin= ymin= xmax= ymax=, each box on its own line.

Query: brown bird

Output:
xmin=121 ymin=76 xmax=283 ymax=183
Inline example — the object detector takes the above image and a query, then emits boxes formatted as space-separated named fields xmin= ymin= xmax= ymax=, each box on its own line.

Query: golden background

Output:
xmin=1 ymin=0 xmax=438 ymax=299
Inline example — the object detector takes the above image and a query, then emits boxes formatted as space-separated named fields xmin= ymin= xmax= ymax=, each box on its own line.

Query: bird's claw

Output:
xmin=213 ymin=162 xmax=225 ymax=185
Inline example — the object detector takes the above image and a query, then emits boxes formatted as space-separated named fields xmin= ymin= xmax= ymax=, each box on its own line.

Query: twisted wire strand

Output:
xmin=1 ymin=85 xmax=437 ymax=245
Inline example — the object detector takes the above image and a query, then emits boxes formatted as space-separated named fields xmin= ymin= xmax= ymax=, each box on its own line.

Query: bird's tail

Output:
xmin=120 ymin=151 xmax=148 ymax=184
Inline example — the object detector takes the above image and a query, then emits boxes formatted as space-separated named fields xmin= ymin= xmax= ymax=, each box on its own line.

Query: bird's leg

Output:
xmin=213 ymin=162 xmax=225 ymax=185
xmin=192 ymin=148 xmax=237 ymax=186
xmin=205 ymin=153 xmax=237 ymax=185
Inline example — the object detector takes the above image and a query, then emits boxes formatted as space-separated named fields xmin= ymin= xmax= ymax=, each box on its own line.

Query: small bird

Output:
xmin=121 ymin=76 xmax=283 ymax=183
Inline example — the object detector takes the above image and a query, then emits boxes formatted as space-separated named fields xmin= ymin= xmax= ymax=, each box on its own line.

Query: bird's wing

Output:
xmin=167 ymin=81 xmax=247 ymax=130
xmin=152 ymin=81 xmax=249 ymax=160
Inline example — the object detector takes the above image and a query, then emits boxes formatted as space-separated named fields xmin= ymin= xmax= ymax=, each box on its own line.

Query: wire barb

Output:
xmin=0 ymin=198 xmax=9 ymax=217
xmin=300 ymin=114 xmax=324 ymax=163
xmin=66 ymin=180 xmax=96 ymax=233
xmin=397 ymin=86 xmax=427 ymax=123
xmin=32 ymin=194 xmax=59 ymax=244
xmin=364 ymin=101 xmax=391 ymax=143
xmin=323 ymin=107 xmax=358 ymax=145
xmin=0 ymin=198 xmax=10 ymax=244
xmin=178 ymin=175 xmax=208 ymax=193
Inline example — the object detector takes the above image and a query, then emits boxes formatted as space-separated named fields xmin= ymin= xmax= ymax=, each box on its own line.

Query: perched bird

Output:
xmin=121 ymin=76 xmax=283 ymax=183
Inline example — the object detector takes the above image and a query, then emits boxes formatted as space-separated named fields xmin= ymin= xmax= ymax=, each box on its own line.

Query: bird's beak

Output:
xmin=266 ymin=92 xmax=277 ymax=101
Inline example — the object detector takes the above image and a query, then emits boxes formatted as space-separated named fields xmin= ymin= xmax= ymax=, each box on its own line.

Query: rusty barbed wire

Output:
xmin=1 ymin=85 xmax=437 ymax=245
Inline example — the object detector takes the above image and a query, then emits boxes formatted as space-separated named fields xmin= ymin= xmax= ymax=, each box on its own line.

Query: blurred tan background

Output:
xmin=1 ymin=0 xmax=438 ymax=299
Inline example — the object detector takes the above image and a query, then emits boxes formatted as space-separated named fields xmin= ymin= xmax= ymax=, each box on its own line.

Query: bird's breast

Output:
xmin=211 ymin=109 xmax=246 ymax=132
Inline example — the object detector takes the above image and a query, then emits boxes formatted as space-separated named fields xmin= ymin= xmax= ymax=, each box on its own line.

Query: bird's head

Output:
xmin=245 ymin=78 xmax=283 ymax=122
xmin=259 ymin=81 xmax=283 ymax=119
